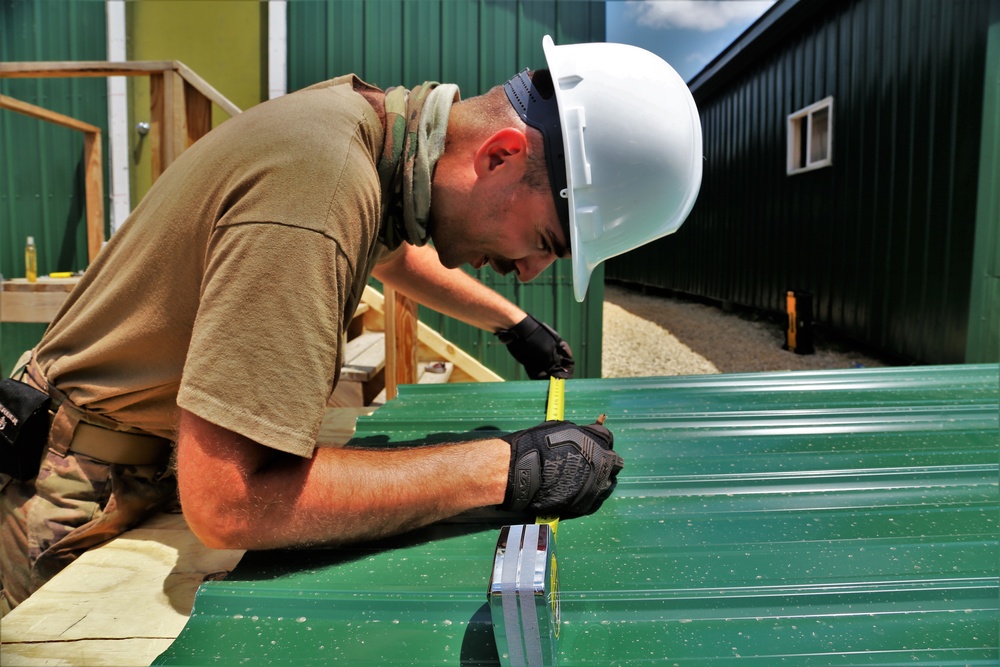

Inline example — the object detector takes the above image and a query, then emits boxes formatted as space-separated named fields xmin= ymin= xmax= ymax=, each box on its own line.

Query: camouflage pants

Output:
xmin=0 ymin=359 xmax=176 ymax=616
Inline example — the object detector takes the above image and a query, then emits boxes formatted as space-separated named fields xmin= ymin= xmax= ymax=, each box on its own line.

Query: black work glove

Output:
xmin=500 ymin=420 xmax=623 ymax=518
xmin=496 ymin=314 xmax=574 ymax=379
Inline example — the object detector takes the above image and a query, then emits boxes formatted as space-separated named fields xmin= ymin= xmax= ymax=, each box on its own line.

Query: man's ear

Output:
xmin=473 ymin=128 xmax=528 ymax=178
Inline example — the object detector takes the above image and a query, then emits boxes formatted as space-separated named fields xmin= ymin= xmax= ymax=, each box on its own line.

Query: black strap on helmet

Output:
xmin=503 ymin=69 xmax=571 ymax=242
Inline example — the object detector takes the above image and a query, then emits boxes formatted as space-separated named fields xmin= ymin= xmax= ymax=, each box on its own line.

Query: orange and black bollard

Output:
xmin=783 ymin=290 xmax=815 ymax=355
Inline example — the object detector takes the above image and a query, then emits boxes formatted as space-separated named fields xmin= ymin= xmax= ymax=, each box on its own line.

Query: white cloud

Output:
xmin=624 ymin=0 xmax=776 ymax=32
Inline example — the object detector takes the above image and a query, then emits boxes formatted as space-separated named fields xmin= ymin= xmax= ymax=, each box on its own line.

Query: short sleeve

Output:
xmin=177 ymin=223 xmax=354 ymax=457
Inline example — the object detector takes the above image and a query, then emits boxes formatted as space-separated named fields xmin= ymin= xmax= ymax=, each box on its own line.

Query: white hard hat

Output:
xmin=504 ymin=36 xmax=703 ymax=301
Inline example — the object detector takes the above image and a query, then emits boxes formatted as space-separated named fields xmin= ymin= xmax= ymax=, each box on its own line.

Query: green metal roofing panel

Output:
xmin=157 ymin=364 xmax=999 ymax=665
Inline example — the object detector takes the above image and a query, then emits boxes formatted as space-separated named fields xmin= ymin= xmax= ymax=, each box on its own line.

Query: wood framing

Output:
xmin=0 ymin=60 xmax=240 ymax=182
xmin=0 ymin=278 xmax=79 ymax=323
xmin=0 ymin=95 xmax=105 ymax=262
xmin=362 ymin=286 xmax=503 ymax=386
xmin=383 ymin=287 xmax=419 ymax=400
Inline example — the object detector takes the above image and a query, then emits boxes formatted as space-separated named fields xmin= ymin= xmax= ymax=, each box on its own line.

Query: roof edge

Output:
xmin=688 ymin=0 xmax=838 ymax=100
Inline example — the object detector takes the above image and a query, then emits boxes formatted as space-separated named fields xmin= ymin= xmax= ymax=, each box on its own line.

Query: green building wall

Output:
xmin=606 ymin=0 xmax=998 ymax=365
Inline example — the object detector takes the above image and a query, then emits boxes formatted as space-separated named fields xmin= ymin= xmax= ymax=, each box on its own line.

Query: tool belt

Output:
xmin=7 ymin=351 xmax=173 ymax=476
xmin=68 ymin=422 xmax=171 ymax=466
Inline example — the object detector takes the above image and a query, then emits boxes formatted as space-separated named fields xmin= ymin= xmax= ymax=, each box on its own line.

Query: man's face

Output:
xmin=431 ymin=181 xmax=569 ymax=282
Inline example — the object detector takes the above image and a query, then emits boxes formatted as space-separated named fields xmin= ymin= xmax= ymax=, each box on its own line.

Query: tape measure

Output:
xmin=536 ymin=376 xmax=566 ymax=537
xmin=544 ymin=376 xmax=565 ymax=422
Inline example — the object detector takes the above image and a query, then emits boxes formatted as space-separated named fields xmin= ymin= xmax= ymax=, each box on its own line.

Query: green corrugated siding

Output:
xmin=157 ymin=364 xmax=1000 ymax=664
xmin=287 ymin=0 xmax=606 ymax=379
xmin=967 ymin=13 xmax=1000 ymax=363
xmin=606 ymin=0 xmax=993 ymax=366
xmin=0 ymin=0 xmax=108 ymax=375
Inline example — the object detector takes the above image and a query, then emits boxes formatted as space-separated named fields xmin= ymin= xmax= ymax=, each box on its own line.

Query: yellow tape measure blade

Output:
xmin=536 ymin=514 xmax=559 ymax=538
xmin=539 ymin=377 xmax=566 ymax=534
xmin=545 ymin=377 xmax=565 ymax=422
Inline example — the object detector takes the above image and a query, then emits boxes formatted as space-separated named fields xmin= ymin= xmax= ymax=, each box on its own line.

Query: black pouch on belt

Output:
xmin=0 ymin=377 xmax=52 ymax=481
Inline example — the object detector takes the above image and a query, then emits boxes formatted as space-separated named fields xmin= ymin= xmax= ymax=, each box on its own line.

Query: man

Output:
xmin=0 ymin=36 xmax=702 ymax=612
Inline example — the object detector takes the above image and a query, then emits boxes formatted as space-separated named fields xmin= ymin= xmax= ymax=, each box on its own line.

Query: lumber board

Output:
xmin=0 ymin=512 xmax=244 ymax=667
xmin=417 ymin=361 xmax=454 ymax=384
xmin=83 ymin=129 xmax=105 ymax=261
xmin=383 ymin=287 xmax=418 ymax=399
xmin=0 ymin=61 xmax=241 ymax=118
xmin=174 ymin=61 xmax=241 ymax=117
xmin=2 ymin=277 xmax=80 ymax=292
xmin=1 ymin=290 xmax=70 ymax=323
xmin=0 ymin=60 xmax=181 ymax=77
xmin=184 ymin=80 xmax=212 ymax=146
xmin=317 ymin=406 xmax=378 ymax=445
xmin=1 ymin=278 xmax=78 ymax=322
xmin=341 ymin=331 xmax=386 ymax=382
xmin=0 ymin=407 xmax=375 ymax=664
xmin=0 ymin=94 xmax=100 ymax=133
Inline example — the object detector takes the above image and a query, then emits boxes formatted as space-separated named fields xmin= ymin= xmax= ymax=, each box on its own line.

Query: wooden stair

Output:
xmin=328 ymin=286 xmax=500 ymax=408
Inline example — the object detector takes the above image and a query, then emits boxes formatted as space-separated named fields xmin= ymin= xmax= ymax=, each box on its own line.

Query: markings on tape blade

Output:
xmin=545 ymin=376 xmax=565 ymax=422
xmin=537 ymin=376 xmax=566 ymax=535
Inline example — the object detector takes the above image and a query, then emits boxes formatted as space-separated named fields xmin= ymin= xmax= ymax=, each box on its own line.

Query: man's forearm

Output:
xmin=177 ymin=409 xmax=509 ymax=550
xmin=248 ymin=440 xmax=510 ymax=549
xmin=373 ymin=243 xmax=525 ymax=332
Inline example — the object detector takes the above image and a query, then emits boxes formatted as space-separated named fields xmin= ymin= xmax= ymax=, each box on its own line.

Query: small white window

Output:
xmin=787 ymin=96 xmax=833 ymax=175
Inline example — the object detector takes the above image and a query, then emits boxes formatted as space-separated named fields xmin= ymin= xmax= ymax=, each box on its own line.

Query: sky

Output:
xmin=606 ymin=0 xmax=777 ymax=82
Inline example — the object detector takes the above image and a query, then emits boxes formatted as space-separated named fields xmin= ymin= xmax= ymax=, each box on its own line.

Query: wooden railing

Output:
xmin=1 ymin=60 xmax=240 ymax=262
xmin=0 ymin=94 xmax=106 ymax=262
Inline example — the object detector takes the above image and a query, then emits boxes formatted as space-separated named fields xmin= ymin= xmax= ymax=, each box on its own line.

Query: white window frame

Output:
xmin=787 ymin=96 xmax=833 ymax=175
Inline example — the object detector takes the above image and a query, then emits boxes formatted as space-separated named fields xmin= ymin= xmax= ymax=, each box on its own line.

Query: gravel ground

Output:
xmin=602 ymin=283 xmax=893 ymax=378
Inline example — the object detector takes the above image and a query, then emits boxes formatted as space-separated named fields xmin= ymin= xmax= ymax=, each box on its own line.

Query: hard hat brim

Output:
xmin=541 ymin=35 xmax=592 ymax=302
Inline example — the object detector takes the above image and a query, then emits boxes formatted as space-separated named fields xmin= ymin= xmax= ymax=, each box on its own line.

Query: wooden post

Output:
xmin=150 ymin=69 xmax=188 ymax=178
xmin=383 ymin=287 xmax=419 ymax=400
xmin=83 ymin=130 xmax=104 ymax=261
xmin=166 ymin=69 xmax=187 ymax=161
xmin=149 ymin=72 xmax=165 ymax=180
xmin=184 ymin=81 xmax=212 ymax=147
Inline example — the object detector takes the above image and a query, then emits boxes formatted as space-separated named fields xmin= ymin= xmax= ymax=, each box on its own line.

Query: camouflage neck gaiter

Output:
xmin=377 ymin=81 xmax=460 ymax=250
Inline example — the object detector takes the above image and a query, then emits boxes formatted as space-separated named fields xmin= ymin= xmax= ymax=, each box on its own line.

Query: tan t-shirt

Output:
xmin=35 ymin=76 xmax=388 ymax=457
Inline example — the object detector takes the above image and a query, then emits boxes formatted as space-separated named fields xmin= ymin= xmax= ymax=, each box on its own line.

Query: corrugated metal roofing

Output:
xmin=156 ymin=364 xmax=999 ymax=665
